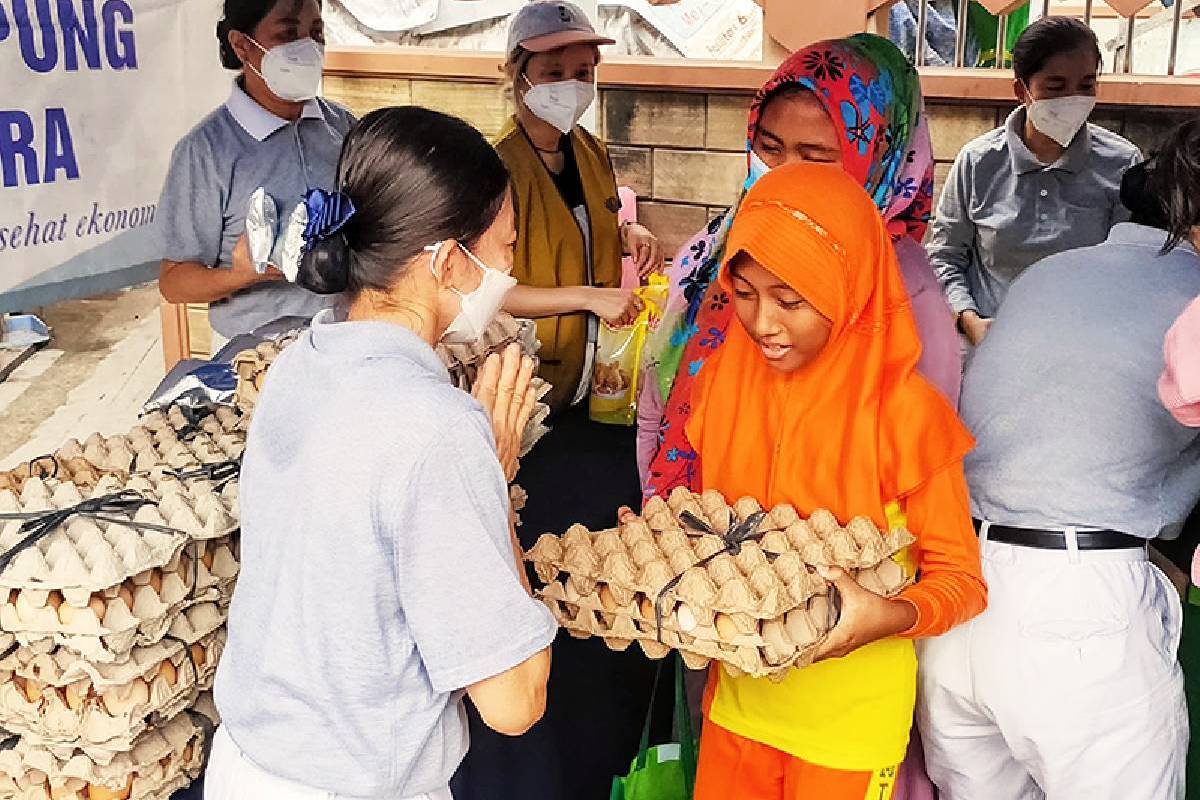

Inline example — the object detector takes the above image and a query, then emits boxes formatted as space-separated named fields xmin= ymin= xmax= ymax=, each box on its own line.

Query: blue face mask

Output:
xmin=745 ymin=150 xmax=771 ymax=191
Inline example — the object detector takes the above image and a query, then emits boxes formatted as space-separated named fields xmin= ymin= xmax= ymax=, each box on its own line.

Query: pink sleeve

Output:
xmin=893 ymin=238 xmax=963 ymax=407
xmin=636 ymin=368 xmax=665 ymax=491
xmin=1160 ymin=297 xmax=1200 ymax=428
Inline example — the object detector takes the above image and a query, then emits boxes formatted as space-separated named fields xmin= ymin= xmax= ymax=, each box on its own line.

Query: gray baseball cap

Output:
xmin=507 ymin=1 xmax=615 ymax=55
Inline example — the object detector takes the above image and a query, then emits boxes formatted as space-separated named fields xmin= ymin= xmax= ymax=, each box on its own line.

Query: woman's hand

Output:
xmin=958 ymin=310 xmax=992 ymax=347
xmin=588 ymin=287 xmax=644 ymax=327
xmin=473 ymin=343 xmax=539 ymax=482
xmin=232 ymin=234 xmax=284 ymax=285
xmin=812 ymin=566 xmax=917 ymax=662
xmin=621 ymin=222 xmax=664 ymax=278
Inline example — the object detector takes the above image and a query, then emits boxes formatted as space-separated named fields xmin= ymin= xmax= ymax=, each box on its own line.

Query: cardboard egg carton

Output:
xmin=0 ymin=709 xmax=207 ymax=800
xmin=0 ymin=475 xmax=237 ymax=590
xmin=232 ymin=332 xmax=303 ymax=410
xmin=525 ymin=487 xmax=914 ymax=679
xmin=0 ymin=629 xmax=224 ymax=762
xmin=0 ymin=542 xmax=234 ymax=666
xmin=0 ymin=525 xmax=234 ymax=665
xmin=0 ymin=478 xmax=190 ymax=597
xmin=437 ymin=314 xmax=551 ymax=456
xmin=0 ymin=407 xmax=245 ymax=496
xmin=437 ymin=313 xmax=542 ymax=390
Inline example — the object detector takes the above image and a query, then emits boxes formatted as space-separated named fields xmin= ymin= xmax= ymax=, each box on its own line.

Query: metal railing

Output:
xmin=908 ymin=0 xmax=1195 ymax=76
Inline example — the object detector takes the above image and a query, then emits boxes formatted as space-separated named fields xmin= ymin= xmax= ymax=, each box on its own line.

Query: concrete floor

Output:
xmin=0 ymin=284 xmax=165 ymax=468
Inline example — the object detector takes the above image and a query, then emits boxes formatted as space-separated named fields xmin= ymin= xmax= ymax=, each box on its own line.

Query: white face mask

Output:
xmin=247 ymin=37 xmax=325 ymax=103
xmin=1025 ymin=89 xmax=1096 ymax=148
xmin=522 ymin=74 xmax=595 ymax=135
xmin=427 ymin=241 xmax=518 ymax=345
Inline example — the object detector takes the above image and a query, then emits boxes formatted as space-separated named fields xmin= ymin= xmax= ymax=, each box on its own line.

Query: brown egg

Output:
xmin=148 ymin=570 xmax=163 ymax=595
xmin=182 ymin=742 xmax=194 ymax=763
xmin=714 ymin=613 xmax=739 ymax=642
xmin=5 ymin=589 xmax=17 ymax=606
xmin=201 ymin=546 xmax=215 ymax=571
xmin=16 ymin=676 xmax=42 ymax=704
xmin=86 ymin=774 xmax=133 ymax=800
xmin=88 ymin=594 xmax=107 ymax=620
xmin=190 ymin=644 xmax=206 ymax=667
xmin=47 ymin=591 xmax=63 ymax=611
xmin=116 ymin=585 xmax=135 ymax=612
xmin=158 ymin=660 xmax=177 ymax=686
xmin=65 ymin=681 xmax=90 ymax=711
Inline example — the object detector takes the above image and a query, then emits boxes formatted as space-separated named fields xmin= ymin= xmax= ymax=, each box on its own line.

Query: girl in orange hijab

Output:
xmin=687 ymin=162 xmax=986 ymax=800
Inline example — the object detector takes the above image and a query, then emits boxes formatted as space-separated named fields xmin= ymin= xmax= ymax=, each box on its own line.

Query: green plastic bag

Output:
xmin=611 ymin=655 xmax=698 ymax=800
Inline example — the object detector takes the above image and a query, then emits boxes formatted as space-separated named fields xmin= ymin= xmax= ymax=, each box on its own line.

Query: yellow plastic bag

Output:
xmin=590 ymin=275 xmax=670 ymax=426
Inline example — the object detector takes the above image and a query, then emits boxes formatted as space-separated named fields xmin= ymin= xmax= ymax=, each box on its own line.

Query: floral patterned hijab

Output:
xmin=646 ymin=33 xmax=936 ymax=498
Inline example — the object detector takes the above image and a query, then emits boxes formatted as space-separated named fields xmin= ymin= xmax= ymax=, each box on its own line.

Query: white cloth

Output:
xmin=204 ymin=726 xmax=455 ymax=800
xmin=917 ymin=525 xmax=1187 ymax=800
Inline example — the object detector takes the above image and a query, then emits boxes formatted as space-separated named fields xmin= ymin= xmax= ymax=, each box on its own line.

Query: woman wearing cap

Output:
xmin=928 ymin=16 xmax=1140 ymax=348
xmin=452 ymin=4 xmax=667 ymax=800
xmin=157 ymin=0 xmax=353 ymax=353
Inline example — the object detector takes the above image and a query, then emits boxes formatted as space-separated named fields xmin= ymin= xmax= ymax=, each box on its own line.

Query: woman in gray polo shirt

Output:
xmin=157 ymin=0 xmax=354 ymax=351
xmin=207 ymin=108 xmax=557 ymax=800
xmin=928 ymin=16 xmax=1140 ymax=348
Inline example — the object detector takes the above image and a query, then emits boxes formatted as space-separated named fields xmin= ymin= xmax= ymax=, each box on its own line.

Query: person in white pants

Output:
xmin=918 ymin=122 xmax=1200 ymax=800
xmin=205 ymin=726 xmax=454 ymax=800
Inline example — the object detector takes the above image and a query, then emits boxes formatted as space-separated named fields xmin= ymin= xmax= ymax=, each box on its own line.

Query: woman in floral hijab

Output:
xmin=640 ymin=34 xmax=959 ymax=499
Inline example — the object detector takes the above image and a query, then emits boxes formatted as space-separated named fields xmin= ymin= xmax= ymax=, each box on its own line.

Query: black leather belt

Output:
xmin=972 ymin=520 xmax=1146 ymax=550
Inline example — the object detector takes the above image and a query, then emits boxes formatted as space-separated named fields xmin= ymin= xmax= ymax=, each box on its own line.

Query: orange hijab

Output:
xmin=686 ymin=163 xmax=972 ymax=525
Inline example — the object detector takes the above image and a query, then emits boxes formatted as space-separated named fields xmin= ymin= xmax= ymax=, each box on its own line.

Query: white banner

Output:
xmin=0 ymin=0 xmax=228 ymax=310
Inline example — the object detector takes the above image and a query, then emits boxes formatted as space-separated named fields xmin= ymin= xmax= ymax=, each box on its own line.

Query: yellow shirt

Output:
xmin=709 ymin=503 xmax=917 ymax=771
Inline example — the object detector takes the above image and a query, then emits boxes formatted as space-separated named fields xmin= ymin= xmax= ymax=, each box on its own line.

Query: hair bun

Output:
xmin=297 ymin=236 xmax=351 ymax=295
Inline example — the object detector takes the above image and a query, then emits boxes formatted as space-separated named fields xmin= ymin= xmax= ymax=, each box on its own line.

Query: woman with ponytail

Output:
xmin=208 ymin=107 xmax=556 ymax=800
xmin=156 ymin=0 xmax=354 ymax=353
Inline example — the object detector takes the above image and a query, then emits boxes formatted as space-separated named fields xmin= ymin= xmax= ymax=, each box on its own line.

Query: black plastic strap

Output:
xmin=0 ymin=491 xmax=182 ymax=575
xmin=651 ymin=510 xmax=767 ymax=644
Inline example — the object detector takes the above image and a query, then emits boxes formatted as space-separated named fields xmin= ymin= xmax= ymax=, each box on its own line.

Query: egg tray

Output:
xmin=0 ymin=473 xmax=239 ymax=596
xmin=525 ymin=487 xmax=915 ymax=679
xmin=0 ymin=407 xmax=246 ymax=496
xmin=542 ymin=554 xmax=906 ymax=679
xmin=0 ymin=709 xmax=207 ymax=800
xmin=438 ymin=314 xmax=551 ymax=457
xmin=0 ymin=630 xmax=224 ymax=763
xmin=231 ymin=331 xmax=303 ymax=411
xmin=1 ymin=535 xmax=236 ymax=665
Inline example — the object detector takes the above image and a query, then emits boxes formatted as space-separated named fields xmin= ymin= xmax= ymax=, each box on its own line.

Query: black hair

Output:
xmin=1144 ymin=117 xmax=1200 ymax=254
xmin=1120 ymin=161 xmax=1169 ymax=231
xmin=297 ymin=107 xmax=511 ymax=296
xmin=216 ymin=0 xmax=322 ymax=70
xmin=1012 ymin=16 xmax=1102 ymax=85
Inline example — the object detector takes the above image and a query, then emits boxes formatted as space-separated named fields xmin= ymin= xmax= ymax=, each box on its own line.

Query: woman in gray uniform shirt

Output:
xmin=928 ymin=16 xmax=1140 ymax=348
xmin=208 ymin=108 xmax=556 ymax=799
xmin=157 ymin=0 xmax=354 ymax=351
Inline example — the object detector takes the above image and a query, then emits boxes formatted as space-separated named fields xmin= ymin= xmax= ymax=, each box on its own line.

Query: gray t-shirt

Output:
xmin=961 ymin=223 xmax=1200 ymax=539
xmin=214 ymin=310 xmax=557 ymax=798
xmin=157 ymin=85 xmax=354 ymax=338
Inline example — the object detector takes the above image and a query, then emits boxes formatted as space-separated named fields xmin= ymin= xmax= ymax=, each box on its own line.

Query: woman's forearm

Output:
xmin=158 ymin=259 xmax=264 ymax=305
xmin=503 ymin=285 xmax=592 ymax=319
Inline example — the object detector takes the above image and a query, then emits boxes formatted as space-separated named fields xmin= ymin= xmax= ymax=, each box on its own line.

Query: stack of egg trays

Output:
xmin=0 ymin=708 xmax=211 ymax=800
xmin=0 ymin=405 xmax=246 ymax=495
xmin=526 ymin=487 xmax=915 ymax=680
xmin=0 ymin=407 xmax=242 ymax=798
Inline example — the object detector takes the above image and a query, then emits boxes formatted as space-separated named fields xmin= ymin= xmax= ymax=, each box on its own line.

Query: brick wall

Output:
xmin=323 ymin=75 xmax=1195 ymax=260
